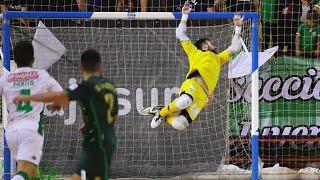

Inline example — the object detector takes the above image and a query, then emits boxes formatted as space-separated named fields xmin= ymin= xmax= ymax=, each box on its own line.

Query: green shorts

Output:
xmin=75 ymin=146 xmax=114 ymax=179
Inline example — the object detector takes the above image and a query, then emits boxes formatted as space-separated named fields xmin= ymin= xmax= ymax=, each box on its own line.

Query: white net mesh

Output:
xmin=2 ymin=17 xmax=254 ymax=178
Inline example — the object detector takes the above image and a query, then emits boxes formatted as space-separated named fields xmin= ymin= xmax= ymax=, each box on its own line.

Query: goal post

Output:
xmin=2 ymin=11 xmax=259 ymax=180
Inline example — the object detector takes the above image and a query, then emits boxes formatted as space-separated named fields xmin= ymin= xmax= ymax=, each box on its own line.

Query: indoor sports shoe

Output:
xmin=151 ymin=113 xmax=165 ymax=129
xmin=148 ymin=105 xmax=164 ymax=115
xmin=140 ymin=105 xmax=164 ymax=116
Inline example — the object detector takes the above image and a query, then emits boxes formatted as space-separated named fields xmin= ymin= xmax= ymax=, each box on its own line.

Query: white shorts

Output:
xmin=5 ymin=129 xmax=44 ymax=165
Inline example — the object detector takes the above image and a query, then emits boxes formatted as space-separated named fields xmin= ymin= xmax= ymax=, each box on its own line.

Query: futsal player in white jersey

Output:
xmin=0 ymin=41 xmax=63 ymax=180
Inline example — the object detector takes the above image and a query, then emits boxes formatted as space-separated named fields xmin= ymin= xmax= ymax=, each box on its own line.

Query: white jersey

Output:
xmin=0 ymin=67 xmax=63 ymax=133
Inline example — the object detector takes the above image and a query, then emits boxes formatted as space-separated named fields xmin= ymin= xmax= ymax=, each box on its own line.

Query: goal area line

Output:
xmin=31 ymin=174 xmax=320 ymax=180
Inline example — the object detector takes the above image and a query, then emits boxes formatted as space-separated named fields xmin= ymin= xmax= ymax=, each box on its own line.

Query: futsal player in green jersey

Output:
xmin=313 ymin=1 xmax=320 ymax=14
xmin=14 ymin=49 xmax=118 ymax=180
xmin=295 ymin=13 xmax=320 ymax=58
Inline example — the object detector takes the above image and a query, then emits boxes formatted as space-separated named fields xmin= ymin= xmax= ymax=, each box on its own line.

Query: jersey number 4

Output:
xmin=17 ymin=89 xmax=33 ymax=113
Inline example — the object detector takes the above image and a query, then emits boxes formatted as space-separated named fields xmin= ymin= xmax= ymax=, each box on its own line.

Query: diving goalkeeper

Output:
xmin=150 ymin=5 xmax=243 ymax=130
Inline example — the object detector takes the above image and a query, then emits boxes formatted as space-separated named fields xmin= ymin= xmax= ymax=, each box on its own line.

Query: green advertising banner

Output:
xmin=228 ymin=56 xmax=320 ymax=168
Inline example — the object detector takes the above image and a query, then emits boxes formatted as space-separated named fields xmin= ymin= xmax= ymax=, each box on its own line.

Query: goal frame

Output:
xmin=2 ymin=11 xmax=260 ymax=180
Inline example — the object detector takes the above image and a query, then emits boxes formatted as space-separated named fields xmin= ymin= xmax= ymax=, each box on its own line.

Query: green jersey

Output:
xmin=316 ymin=1 xmax=320 ymax=9
xmin=261 ymin=0 xmax=277 ymax=23
xmin=65 ymin=76 xmax=118 ymax=152
xmin=296 ymin=22 xmax=320 ymax=52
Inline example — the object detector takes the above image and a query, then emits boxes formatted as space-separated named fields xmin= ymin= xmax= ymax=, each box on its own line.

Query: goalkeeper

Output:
xmin=150 ymin=4 xmax=243 ymax=130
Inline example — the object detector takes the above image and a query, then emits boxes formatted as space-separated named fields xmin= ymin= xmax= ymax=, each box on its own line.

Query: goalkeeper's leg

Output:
xmin=165 ymin=98 xmax=208 ymax=130
xmin=166 ymin=112 xmax=191 ymax=131
xmin=151 ymin=78 xmax=208 ymax=129
xmin=150 ymin=94 xmax=193 ymax=128
xmin=160 ymin=93 xmax=193 ymax=117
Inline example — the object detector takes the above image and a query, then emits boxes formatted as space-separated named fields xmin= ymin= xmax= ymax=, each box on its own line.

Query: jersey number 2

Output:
xmin=105 ymin=94 xmax=114 ymax=124
xmin=17 ymin=89 xmax=33 ymax=112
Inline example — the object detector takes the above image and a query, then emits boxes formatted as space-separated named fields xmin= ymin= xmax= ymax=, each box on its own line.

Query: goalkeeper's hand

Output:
xmin=233 ymin=14 xmax=244 ymax=36
xmin=184 ymin=0 xmax=197 ymax=11
xmin=233 ymin=14 xmax=244 ymax=27
xmin=182 ymin=4 xmax=191 ymax=15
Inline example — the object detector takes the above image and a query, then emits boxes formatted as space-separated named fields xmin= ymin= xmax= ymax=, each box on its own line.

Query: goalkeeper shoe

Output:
xmin=148 ymin=105 xmax=164 ymax=115
xmin=151 ymin=113 xmax=165 ymax=129
xmin=150 ymin=106 xmax=165 ymax=128
xmin=140 ymin=105 xmax=164 ymax=116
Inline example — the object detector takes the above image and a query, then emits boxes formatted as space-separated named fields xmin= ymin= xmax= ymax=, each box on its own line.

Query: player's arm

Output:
xmin=313 ymin=2 xmax=320 ymax=13
xmin=315 ymin=36 xmax=320 ymax=57
xmin=176 ymin=5 xmax=198 ymax=56
xmin=0 ymin=70 xmax=8 ymax=96
xmin=219 ymin=15 xmax=244 ymax=65
xmin=46 ymin=72 xmax=64 ymax=93
xmin=42 ymin=71 xmax=67 ymax=110
xmin=14 ymin=82 xmax=91 ymax=105
xmin=76 ymin=0 xmax=87 ymax=11
xmin=111 ymin=90 xmax=119 ymax=118
xmin=295 ymin=27 xmax=302 ymax=57
xmin=0 ymin=75 xmax=5 ymax=96
xmin=13 ymin=91 xmax=69 ymax=105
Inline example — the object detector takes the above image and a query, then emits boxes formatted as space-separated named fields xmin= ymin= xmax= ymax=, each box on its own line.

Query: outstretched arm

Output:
xmin=313 ymin=2 xmax=320 ymax=13
xmin=0 ymin=75 xmax=5 ymax=96
xmin=176 ymin=4 xmax=199 ymax=56
xmin=219 ymin=15 xmax=243 ymax=64
xmin=13 ymin=92 xmax=69 ymax=106
xmin=176 ymin=5 xmax=191 ymax=42
xmin=295 ymin=34 xmax=302 ymax=57
xmin=226 ymin=15 xmax=243 ymax=55
xmin=315 ymin=36 xmax=320 ymax=57
xmin=76 ymin=0 xmax=87 ymax=11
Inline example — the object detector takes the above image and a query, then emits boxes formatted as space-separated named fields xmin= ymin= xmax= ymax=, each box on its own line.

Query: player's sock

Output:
xmin=12 ymin=171 xmax=29 ymax=180
xmin=159 ymin=94 xmax=193 ymax=117
xmin=166 ymin=113 xmax=177 ymax=125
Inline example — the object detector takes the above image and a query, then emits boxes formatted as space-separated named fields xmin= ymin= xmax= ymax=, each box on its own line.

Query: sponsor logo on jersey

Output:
xmin=7 ymin=71 xmax=39 ymax=82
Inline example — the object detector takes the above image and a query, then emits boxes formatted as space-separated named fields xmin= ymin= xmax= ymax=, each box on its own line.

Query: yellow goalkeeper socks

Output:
xmin=159 ymin=100 xmax=179 ymax=117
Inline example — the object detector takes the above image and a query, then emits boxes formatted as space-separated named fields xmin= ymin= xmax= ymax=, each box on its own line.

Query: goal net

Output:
xmin=1 ymin=12 xmax=258 ymax=179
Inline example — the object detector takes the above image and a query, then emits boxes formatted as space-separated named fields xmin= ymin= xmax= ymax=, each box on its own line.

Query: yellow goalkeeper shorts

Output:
xmin=179 ymin=79 xmax=208 ymax=121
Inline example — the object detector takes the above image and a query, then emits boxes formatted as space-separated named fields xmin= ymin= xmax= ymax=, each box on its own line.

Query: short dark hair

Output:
xmin=306 ymin=12 xmax=317 ymax=21
xmin=81 ymin=49 xmax=102 ymax=73
xmin=13 ymin=41 xmax=34 ymax=67
xmin=194 ymin=38 xmax=210 ymax=50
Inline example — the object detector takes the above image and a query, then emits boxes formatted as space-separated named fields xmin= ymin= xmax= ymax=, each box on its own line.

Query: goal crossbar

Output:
xmin=3 ymin=11 xmax=259 ymax=20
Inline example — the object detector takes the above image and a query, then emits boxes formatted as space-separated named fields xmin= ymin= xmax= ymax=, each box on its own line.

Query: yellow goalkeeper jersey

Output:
xmin=181 ymin=40 xmax=231 ymax=94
